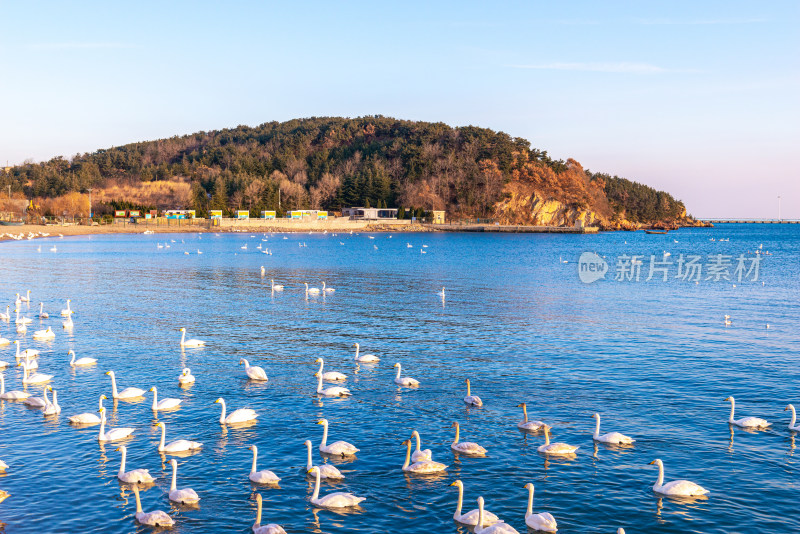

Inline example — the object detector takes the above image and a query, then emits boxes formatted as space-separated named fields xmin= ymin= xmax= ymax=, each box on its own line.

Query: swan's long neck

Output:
xmin=466 ymin=381 xmax=471 ymax=397
xmin=655 ymin=461 xmax=664 ymax=489
xmin=477 ymin=498 xmax=485 ymax=530
xmin=218 ymin=399 xmax=226 ymax=422
xmin=453 ymin=423 xmax=460 ymax=445
xmin=98 ymin=396 xmax=105 ymax=411
xmin=311 ymin=468 xmax=321 ymax=501
xmin=522 ymin=404 xmax=528 ymax=423
xmin=251 ymin=447 xmax=258 ymax=473
xmin=526 ymin=485 xmax=534 ymax=517
xmin=134 ymin=489 xmax=143 ymax=513
xmin=316 ymin=373 xmax=324 ymax=393
xmin=395 ymin=365 xmax=402 ymax=380
xmin=255 ymin=496 xmax=263 ymax=526
xmin=109 ymin=374 xmax=118 ymax=397
xmin=159 ymin=425 xmax=166 ymax=450
xmin=15 ymin=343 xmax=19 ymax=359
xmin=181 ymin=330 xmax=186 ymax=344
xmin=119 ymin=447 xmax=126 ymax=474
xmin=69 ymin=352 xmax=75 ymax=366
xmin=728 ymin=399 xmax=736 ymax=423
xmin=170 ymin=462 xmax=177 ymax=491
xmin=0 ymin=375 xmax=5 ymax=395
xmin=43 ymin=387 xmax=50 ymax=404
xmin=414 ymin=432 xmax=422 ymax=452
xmin=99 ymin=413 xmax=106 ymax=439
xmin=320 ymin=422 xmax=328 ymax=448
xmin=454 ymin=483 xmax=463 ymax=518
xmin=403 ymin=440 xmax=412 ymax=469
xmin=789 ymin=405 xmax=797 ymax=428
xmin=51 ymin=390 xmax=57 ymax=406
xmin=594 ymin=416 xmax=601 ymax=438
xmin=544 ymin=427 xmax=551 ymax=445
xmin=354 ymin=344 xmax=359 ymax=360
xmin=151 ymin=388 xmax=158 ymax=409
xmin=39 ymin=303 xmax=43 ymax=314
xmin=317 ymin=360 xmax=324 ymax=375
xmin=306 ymin=442 xmax=313 ymax=470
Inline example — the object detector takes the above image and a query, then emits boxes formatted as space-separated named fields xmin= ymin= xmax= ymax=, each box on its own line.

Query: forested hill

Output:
xmin=2 ymin=116 xmax=692 ymax=226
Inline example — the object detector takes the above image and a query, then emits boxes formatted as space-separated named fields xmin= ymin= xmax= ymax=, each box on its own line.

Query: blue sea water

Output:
xmin=0 ymin=224 xmax=798 ymax=533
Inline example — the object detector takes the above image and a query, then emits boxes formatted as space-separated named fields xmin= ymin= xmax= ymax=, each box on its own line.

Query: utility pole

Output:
xmin=778 ymin=195 xmax=781 ymax=222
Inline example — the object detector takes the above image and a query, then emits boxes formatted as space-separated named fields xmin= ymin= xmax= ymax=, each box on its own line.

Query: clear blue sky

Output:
xmin=1 ymin=1 xmax=798 ymax=219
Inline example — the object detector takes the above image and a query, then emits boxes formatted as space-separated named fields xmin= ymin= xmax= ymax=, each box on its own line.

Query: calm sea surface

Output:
xmin=0 ymin=224 xmax=798 ymax=533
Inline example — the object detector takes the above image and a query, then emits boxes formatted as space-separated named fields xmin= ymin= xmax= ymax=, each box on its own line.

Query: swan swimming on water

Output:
xmin=463 ymin=379 xmax=483 ymax=406
xmin=106 ymin=370 xmax=145 ymax=399
xmin=306 ymin=466 xmax=366 ymax=508
xmin=157 ymin=422 xmax=202 ymax=453
xmin=270 ymin=279 xmax=284 ymax=291
xmin=68 ymin=394 xmax=106 ymax=424
xmin=353 ymin=342 xmax=379 ymax=363
xmin=60 ymin=299 xmax=73 ymax=317
xmin=178 ymin=367 xmax=196 ymax=385
xmin=43 ymin=386 xmax=61 ymax=415
xmin=98 ymin=408 xmax=135 ymax=442
xmin=410 ymin=430 xmax=432 ymax=462
xmin=315 ymin=358 xmax=346 ymax=381
xmin=240 ymin=359 xmax=268 ymax=381
xmin=784 ymin=404 xmax=800 ymax=431
xmin=725 ymin=396 xmax=770 ymax=428
xmin=450 ymin=421 xmax=487 ymax=455
xmin=179 ymin=327 xmax=205 ymax=347
xmin=315 ymin=372 xmax=351 ymax=397
xmin=449 ymin=480 xmax=500 ymax=526
xmin=20 ymin=361 xmax=52 ymax=384
xmin=130 ymin=485 xmax=174 ymax=527
xmin=523 ymin=483 xmax=557 ymax=532
xmin=248 ymin=445 xmax=280 ymax=484
xmin=215 ymin=397 xmax=258 ymax=424
xmin=252 ymin=493 xmax=286 ymax=534
xmin=401 ymin=439 xmax=448 ymax=473
xmin=38 ymin=302 xmax=48 ymax=319
xmin=474 ymin=496 xmax=520 ymax=533
xmin=304 ymin=440 xmax=344 ymax=479
xmin=68 ymin=350 xmax=96 ymax=367
xmin=0 ymin=373 xmax=30 ymax=400
xmin=22 ymin=384 xmax=49 ymax=407
xmin=116 ymin=445 xmax=154 ymax=483
xmin=393 ymin=362 xmax=419 ymax=387
xmin=649 ymin=458 xmax=708 ymax=496
xmin=516 ymin=403 xmax=545 ymax=431
xmin=169 ymin=459 xmax=200 ymax=504
xmin=538 ymin=425 xmax=579 ymax=455
xmin=591 ymin=413 xmax=635 ymax=445
xmin=317 ymin=418 xmax=359 ymax=456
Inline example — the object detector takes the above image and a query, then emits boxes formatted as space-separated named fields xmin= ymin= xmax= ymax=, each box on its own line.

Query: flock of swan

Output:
xmin=1 ymin=277 xmax=797 ymax=533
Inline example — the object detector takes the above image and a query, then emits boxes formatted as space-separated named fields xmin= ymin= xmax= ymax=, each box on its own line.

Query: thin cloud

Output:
xmin=27 ymin=42 xmax=138 ymax=50
xmin=635 ymin=17 xmax=767 ymax=26
xmin=508 ymin=62 xmax=666 ymax=74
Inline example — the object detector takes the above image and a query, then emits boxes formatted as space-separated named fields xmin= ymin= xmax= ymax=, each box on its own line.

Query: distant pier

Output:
xmin=700 ymin=219 xmax=800 ymax=224
xmin=424 ymin=223 xmax=598 ymax=233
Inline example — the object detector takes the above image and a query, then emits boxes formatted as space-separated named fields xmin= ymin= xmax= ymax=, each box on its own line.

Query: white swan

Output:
xmin=0 ymin=373 xmax=30 ymax=400
xmin=725 ymin=396 xmax=770 ymax=428
xmin=38 ymin=302 xmax=49 ymax=319
xmin=401 ymin=439 xmax=448 ymax=473
xmin=178 ymin=368 xmax=196 ymax=385
xmin=475 ymin=496 xmax=519 ymax=533
xmin=516 ymin=403 xmax=545 ymax=431
xmin=649 ymin=458 xmax=708 ymax=496
xmin=303 ymin=440 xmax=344 ymax=479
xmin=20 ymin=290 xmax=31 ymax=302
xmin=322 ymin=281 xmax=335 ymax=293
xmin=62 ymin=315 xmax=74 ymax=329
xmin=451 ymin=422 xmax=487 ymax=455
xmin=98 ymin=407 xmax=135 ymax=441
xmin=240 ymin=359 xmax=268 ymax=381
xmin=449 ymin=479 xmax=500 ymax=526
xmin=304 ymin=282 xmax=320 ymax=295
xmin=16 ymin=322 xmax=26 ymax=334
xmin=592 ymin=413 xmax=635 ymax=445
xmin=538 ymin=426 xmax=579 ymax=455
xmin=14 ymin=340 xmax=39 ymax=360
xmin=43 ymin=387 xmax=61 ymax=415
xmin=0 ymin=306 xmax=10 ymax=321
xmin=23 ymin=385 xmax=50 ymax=407
xmin=0 ymin=337 xmax=9 ymax=347
xmin=524 ymin=483 xmax=557 ymax=532
xmin=393 ymin=363 xmax=419 ymax=387
xmin=270 ymin=279 xmax=284 ymax=291
xmin=315 ymin=358 xmax=346 ymax=381
xmin=179 ymin=327 xmax=205 ymax=347
xmin=60 ymin=299 xmax=73 ymax=317
xmin=20 ymin=362 xmax=52 ymax=384
xmin=438 ymin=287 xmax=446 ymax=298
xmin=21 ymin=353 xmax=38 ymax=370
xmin=157 ymin=422 xmax=202 ymax=453
xmin=410 ymin=430 xmax=432 ymax=462
xmin=116 ymin=445 xmax=154 ymax=483
xmin=253 ymin=493 xmax=286 ymax=534
xmin=353 ymin=342 xmax=379 ymax=363
xmin=248 ymin=445 xmax=280 ymax=484
xmin=169 ymin=459 xmax=200 ymax=504
xmin=215 ymin=397 xmax=258 ymax=424
xmin=307 ymin=466 xmax=366 ymax=508
xmin=68 ymin=394 xmax=106 ymax=424
xmin=69 ymin=350 xmax=97 ymax=367
xmin=464 ymin=379 xmax=483 ymax=406
xmin=317 ymin=419 xmax=359 ymax=455
xmin=131 ymin=485 xmax=174 ymax=527
xmin=786 ymin=404 xmax=800 ymax=431
xmin=32 ymin=327 xmax=55 ymax=341
xmin=106 ymin=370 xmax=145 ymax=399
xmin=315 ymin=372 xmax=351 ymax=397
xmin=150 ymin=387 xmax=182 ymax=411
